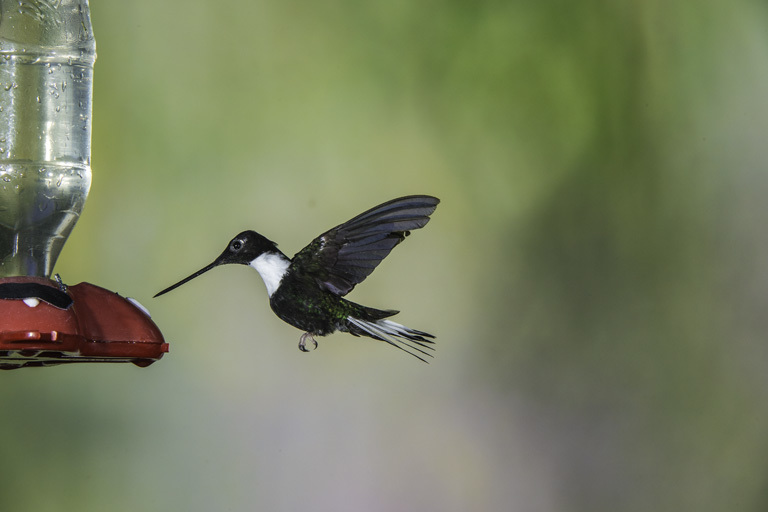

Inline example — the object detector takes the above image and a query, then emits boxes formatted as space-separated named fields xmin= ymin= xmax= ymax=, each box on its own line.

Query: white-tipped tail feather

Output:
xmin=347 ymin=317 xmax=435 ymax=363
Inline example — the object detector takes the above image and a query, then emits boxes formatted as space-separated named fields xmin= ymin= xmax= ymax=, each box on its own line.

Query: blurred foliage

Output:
xmin=2 ymin=0 xmax=768 ymax=511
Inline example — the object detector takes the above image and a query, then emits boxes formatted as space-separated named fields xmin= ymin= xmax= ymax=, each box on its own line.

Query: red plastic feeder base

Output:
xmin=0 ymin=276 xmax=168 ymax=370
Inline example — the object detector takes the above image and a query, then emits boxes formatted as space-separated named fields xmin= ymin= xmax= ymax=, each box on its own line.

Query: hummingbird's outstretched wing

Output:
xmin=291 ymin=195 xmax=439 ymax=297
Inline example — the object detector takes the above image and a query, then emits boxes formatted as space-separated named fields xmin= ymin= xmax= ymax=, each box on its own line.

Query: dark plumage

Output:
xmin=155 ymin=195 xmax=439 ymax=362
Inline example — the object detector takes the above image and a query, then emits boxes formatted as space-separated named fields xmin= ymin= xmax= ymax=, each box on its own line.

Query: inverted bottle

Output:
xmin=0 ymin=0 xmax=95 ymax=277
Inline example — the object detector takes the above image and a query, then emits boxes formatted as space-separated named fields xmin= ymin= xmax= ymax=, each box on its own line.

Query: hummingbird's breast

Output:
xmin=268 ymin=273 xmax=348 ymax=335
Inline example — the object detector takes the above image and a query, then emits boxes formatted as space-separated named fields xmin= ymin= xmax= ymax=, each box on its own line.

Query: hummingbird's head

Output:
xmin=153 ymin=230 xmax=279 ymax=298
xmin=215 ymin=230 xmax=279 ymax=265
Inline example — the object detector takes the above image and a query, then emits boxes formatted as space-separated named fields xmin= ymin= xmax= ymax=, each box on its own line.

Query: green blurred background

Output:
xmin=3 ymin=0 xmax=768 ymax=510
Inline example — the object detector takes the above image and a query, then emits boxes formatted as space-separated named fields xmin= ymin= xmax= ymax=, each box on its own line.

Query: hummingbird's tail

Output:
xmin=346 ymin=310 xmax=435 ymax=363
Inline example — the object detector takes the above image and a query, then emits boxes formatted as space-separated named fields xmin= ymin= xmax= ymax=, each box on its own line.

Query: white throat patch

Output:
xmin=249 ymin=252 xmax=290 ymax=297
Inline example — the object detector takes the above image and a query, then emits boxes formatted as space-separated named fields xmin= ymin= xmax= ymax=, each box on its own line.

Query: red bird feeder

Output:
xmin=0 ymin=277 xmax=168 ymax=369
xmin=0 ymin=1 xmax=168 ymax=369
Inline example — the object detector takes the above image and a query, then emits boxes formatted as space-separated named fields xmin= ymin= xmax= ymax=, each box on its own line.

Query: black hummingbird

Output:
xmin=154 ymin=195 xmax=439 ymax=362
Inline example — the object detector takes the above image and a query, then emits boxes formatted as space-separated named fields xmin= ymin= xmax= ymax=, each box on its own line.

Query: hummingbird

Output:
xmin=154 ymin=195 xmax=439 ymax=362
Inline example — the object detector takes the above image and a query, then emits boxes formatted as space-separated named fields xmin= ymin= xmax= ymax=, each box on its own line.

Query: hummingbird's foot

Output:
xmin=299 ymin=332 xmax=318 ymax=352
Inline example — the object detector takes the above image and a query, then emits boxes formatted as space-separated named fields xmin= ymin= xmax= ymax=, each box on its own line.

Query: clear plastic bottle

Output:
xmin=0 ymin=0 xmax=94 ymax=277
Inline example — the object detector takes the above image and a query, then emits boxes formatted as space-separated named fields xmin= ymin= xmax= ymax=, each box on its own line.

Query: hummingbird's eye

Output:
xmin=230 ymin=239 xmax=244 ymax=252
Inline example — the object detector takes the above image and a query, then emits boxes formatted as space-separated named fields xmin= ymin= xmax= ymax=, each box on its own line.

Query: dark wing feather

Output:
xmin=291 ymin=195 xmax=439 ymax=296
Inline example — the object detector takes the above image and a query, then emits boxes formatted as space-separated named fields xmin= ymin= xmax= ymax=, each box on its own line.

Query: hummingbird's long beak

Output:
xmin=153 ymin=259 xmax=223 ymax=298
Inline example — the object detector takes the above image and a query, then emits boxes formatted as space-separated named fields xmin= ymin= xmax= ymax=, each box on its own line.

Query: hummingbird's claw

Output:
xmin=299 ymin=332 xmax=318 ymax=352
